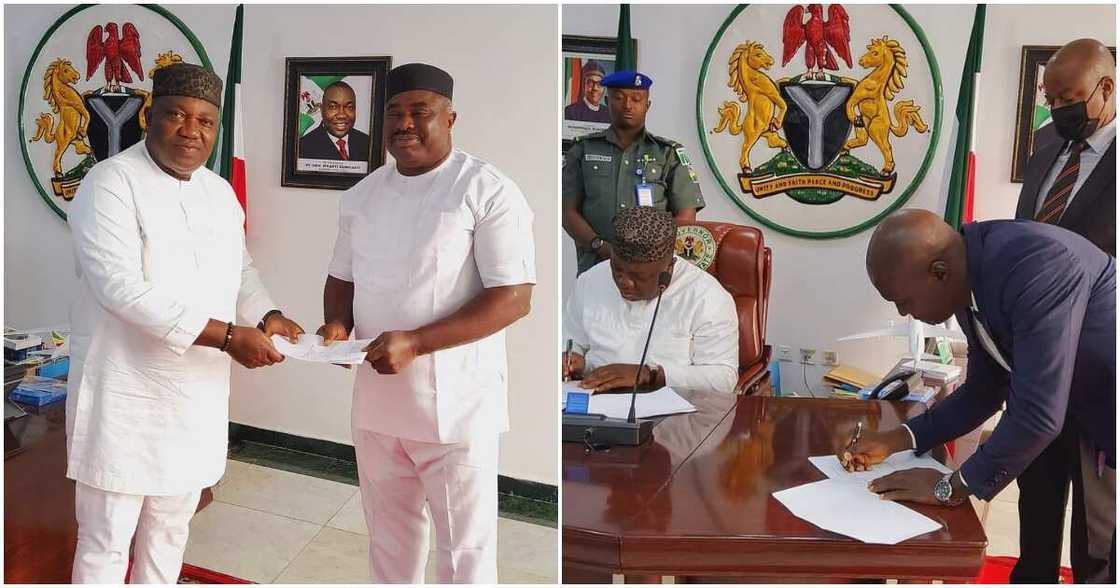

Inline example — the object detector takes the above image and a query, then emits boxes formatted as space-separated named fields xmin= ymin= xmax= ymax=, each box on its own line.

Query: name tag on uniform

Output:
xmin=564 ymin=391 xmax=590 ymax=414
xmin=584 ymin=154 xmax=612 ymax=163
xmin=635 ymin=183 xmax=654 ymax=206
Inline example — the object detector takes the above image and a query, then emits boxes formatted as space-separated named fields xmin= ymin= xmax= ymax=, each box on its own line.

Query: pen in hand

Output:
xmin=564 ymin=339 xmax=573 ymax=382
xmin=842 ymin=421 xmax=863 ymax=471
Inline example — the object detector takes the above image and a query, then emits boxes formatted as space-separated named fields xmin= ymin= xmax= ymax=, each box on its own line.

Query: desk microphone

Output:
xmin=627 ymin=269 xmax=672 ymax=423
xmin=561 ymin=268 xmax=670 ymax=448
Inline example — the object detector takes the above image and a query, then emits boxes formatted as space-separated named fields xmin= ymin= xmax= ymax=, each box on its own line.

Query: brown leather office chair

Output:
xmin=675 ymin=222 xmax=772 ymax=395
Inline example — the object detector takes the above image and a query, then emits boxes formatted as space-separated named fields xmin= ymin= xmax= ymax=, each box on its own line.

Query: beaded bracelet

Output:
xmin=219 ymin=321 xmax=234 ymax=352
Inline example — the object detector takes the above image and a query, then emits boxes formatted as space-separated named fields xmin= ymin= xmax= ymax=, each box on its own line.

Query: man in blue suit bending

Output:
xmin=841 ymin=209 xmax=1115 ymax=583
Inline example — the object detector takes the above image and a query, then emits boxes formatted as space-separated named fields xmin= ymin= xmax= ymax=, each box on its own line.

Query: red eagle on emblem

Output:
xmin=782 ymin=4 xmax=852 ymax=80
xmin=86 ymin=22 xmax=144 ymax=90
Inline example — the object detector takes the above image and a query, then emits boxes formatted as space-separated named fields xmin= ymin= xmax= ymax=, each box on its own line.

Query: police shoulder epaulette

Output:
xmin=649 ymin=133 xmax=682 ymax=149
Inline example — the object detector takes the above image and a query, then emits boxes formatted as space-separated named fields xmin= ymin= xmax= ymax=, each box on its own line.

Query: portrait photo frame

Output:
xmin=281 ymin=56 xmax=391 ymax=190
xmin=1011 ymin=45 xmax=1115 ymax=183
xmin=561 ymin=35 xmax=635 ymax=151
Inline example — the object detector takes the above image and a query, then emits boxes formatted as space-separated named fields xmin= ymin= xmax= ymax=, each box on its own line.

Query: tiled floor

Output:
xmin=184 ymin=460 xmax=557 ymax=583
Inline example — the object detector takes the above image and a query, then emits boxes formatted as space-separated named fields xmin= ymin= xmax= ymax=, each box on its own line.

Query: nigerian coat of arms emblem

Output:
xmin=19 ymin=5 xmax=211 ymax=220
xmin=698 ymin=4 xmax=942 ymax=238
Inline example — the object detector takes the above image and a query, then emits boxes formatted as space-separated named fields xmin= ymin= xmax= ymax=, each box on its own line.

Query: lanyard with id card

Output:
xmin=634 ymin=153 xmax=656 ymax=206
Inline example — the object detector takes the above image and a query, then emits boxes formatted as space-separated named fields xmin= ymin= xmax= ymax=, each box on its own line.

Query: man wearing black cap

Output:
xmin=564 ymin=60 xmax=609 ymax=123
xmin=66 ymin=63 xmax=304 ymax=583
xmin=563 ymin=69 xmax=706 ymax=275
xmin=562 ymin=207 xmax=738 ymax=394
xmin=317 ymin=62 xmax=536 ymax=583
xmin=298 ymin=80 xmax=372 ymax=163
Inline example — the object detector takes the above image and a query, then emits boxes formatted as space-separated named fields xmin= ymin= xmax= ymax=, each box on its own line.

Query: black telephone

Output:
xmin=869 ymin=369 xmax=923 ymax=401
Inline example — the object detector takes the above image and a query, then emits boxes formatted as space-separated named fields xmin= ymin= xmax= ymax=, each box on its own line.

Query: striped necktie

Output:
xmin=1036 ymin=140 xmax=1089 ymax=224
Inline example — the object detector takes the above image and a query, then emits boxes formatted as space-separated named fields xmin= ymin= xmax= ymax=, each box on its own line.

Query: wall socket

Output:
xmin=822 ymin=351 xmax=838 ymax=366
xmin=799 ymin=348 xmax=816 ymax=365
xmin=778 ymin=345 xmax=792 ymax=362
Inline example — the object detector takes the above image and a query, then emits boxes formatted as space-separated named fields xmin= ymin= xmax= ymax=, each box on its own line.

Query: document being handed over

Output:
xmin=271 ymin=334 xmax=372 ymax=365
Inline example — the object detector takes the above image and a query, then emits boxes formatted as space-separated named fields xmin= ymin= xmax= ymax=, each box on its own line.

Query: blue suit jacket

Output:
xmin=906 ymin=220 xmax=1116 ymax=500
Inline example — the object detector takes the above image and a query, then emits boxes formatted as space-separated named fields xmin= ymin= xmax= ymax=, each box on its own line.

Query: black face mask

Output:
xmin=1050 ymin=78 xmax=1107 ymax=142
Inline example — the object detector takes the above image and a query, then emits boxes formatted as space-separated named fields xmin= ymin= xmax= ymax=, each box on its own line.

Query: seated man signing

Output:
xmin=563 ymin=206 xmax=739 ymax=394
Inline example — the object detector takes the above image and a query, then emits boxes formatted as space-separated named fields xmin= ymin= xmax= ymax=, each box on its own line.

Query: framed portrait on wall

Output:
xmin=562 ymin=35 xmax=635 ymax=150
xmin=282 ymin=56 xmax=391 ymax=190
xmin=1011 ymin=45 xmax=1115 ymax=183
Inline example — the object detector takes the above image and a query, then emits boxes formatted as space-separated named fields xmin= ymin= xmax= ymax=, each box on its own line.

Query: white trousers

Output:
xmin=72 ymin=482 xmax=201 ymax=584
xmin=353 ymin=429 xmax=498 ymax=584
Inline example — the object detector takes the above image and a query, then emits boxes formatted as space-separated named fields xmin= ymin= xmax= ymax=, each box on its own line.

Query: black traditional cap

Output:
xmin=612 ymin=207 xmax=677 ymax=263
xmin=386 ymin=63 xmax=454 ymax=101
xmin=152 ymin=63 xmax=223 ymax=107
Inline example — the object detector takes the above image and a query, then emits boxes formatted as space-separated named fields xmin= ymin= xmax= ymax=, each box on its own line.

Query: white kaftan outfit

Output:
xmin=564 ymin=256 xmax=739 ymax=394
xmin=328 ymin=148 xmax=536 ymax=583
xmin=66 ymin=141 xmax=276 ymax=583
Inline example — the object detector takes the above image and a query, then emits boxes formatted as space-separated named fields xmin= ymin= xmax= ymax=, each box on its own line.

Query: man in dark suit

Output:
xmin=842 ymin=210 xmax=1116 ymax=583
xmin=1010 ymin=38 xmax=1115 ymax=583
xmin=299 ymin=81 xmax=370 ymax=162
xmin=564 ymin=60 xmax=609 ymax=124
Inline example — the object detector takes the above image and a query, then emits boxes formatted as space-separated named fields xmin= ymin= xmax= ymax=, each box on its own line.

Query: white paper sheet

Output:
xmin=809 ymin=450 xmax=954 ymax=483
xmin=772 ymin=478 xmax=943 ymax=544
xmin=560 ymin=382 xmax=697 ymax=419
xmin=271 ymin=334 xmax=372 ymax=365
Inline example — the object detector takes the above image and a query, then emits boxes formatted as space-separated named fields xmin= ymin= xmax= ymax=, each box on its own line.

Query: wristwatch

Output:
xmin=257 ymin=309 xmax=282 ymax=331
xmin=589 ymin=236 xmax=605 ymax=253
xmin=934 ymin=473 xmax=957 ymax=505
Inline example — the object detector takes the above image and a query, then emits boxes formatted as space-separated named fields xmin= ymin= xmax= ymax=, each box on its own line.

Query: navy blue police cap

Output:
xmin=600 ymin=70 xmax=652 ymax=90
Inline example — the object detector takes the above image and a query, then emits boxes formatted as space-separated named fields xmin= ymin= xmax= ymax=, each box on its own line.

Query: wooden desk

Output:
xmin=562 ymin=389 xmax=739 ymax=582
xmin=5 ymin=402 xmax=77 ymax=583
xmin=562 ymin=396 xmax=987 ymax=583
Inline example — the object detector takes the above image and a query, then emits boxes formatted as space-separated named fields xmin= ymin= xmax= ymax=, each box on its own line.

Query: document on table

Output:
xmin=271 ymin=334 xmax=372 ymax=365
xmin=772 ymin=478 xmax=943 ymax=544
xmin=560 ymin=381 xmax=697 ymax=419
xmin=770 ymin=450 xmax=951 ymax=544
xmin=809 ymin=450 xmax=954 ymax=483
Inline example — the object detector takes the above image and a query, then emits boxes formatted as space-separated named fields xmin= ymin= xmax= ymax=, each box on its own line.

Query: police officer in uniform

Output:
xmin=562 ymin=70 xmax=706 ymax=274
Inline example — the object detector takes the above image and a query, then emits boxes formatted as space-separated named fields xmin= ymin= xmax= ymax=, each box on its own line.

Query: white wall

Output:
xmin=562 ymin=3 xmax=1114 ymax=393
xmin=972 ymin=4 xmax=1116 ymax=221
xmin=5 ymin=4 xmax=559 ymax=486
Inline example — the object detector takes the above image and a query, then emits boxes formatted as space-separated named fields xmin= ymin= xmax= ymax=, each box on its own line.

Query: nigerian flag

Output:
xmin=944 ymin=5 xmax=985 ymax=230
xmin=298 ymin=75 xmax=347 ymax=136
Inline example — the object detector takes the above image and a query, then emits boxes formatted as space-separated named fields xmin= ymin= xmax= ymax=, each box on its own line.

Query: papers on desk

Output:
xmin=773 ymin=478 xmax=943 ymax=545
xmin=809 ymin=450 xmax=953 ymax=483
xmin=772 ymin=450 xmax=952 ymax=544
xmin=271 ymin=334 xmax=371 ymax=365
xmin=560 ymin=380 xmax=697 ymax=419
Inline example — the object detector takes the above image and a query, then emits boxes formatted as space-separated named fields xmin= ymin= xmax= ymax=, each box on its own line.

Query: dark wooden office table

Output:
xmin=562 ymin=389 xmax=739 ymax=582
xmin=562 ymin=395 xmax=988 ymax=583
xmin=5 ymin=401 xmax=78 ymax=583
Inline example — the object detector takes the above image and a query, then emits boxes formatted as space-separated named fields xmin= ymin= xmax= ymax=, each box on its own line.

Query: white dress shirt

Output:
xmin=328 ymin=149 xmax=536 ymax=444
xmin=67 ymin=141 xmax=276 ymax=496
xmin=1034 ymin=118 xmax=1117 ymax=216
xmin=564 ymin=256 xmax=739 ymax=394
